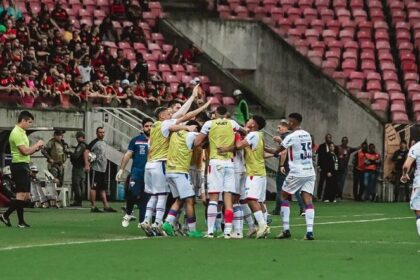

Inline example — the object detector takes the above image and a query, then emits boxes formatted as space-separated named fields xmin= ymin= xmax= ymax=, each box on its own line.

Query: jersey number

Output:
xmin=300 ymin=143 xmax=312 ymax=160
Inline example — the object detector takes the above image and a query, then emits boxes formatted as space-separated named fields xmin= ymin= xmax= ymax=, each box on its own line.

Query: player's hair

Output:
xmin=216 ymin=106 xmax=228 ymax=116
xmin=186 ymin=120 xmax=201 ymax=132
xmin=288 ymin=113 xmax=303 ymax=123
xmin=196 ymin=111 xmax=210 ymax=123
xmin=168 ymin=100 xmax=182 ymax=108
xmin=401 ymin=140 xmax=407 ymax=144
xmin=96 ymin=126 xmax=104 ymax=133
xmin=154 ymin=107 xmax=168 ymax=118
xmin=142 ymin=118 xmax=154 ymax=125
xmin=252 ymin=115 xmax=266 ymax=130
xmin=18 ymin=110 xmax=34 ymax=122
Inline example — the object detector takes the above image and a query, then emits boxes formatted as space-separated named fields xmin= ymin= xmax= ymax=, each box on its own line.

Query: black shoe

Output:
xmin=304 ymin=232 xmax=315 ymax=240
xmin=104 ymin=207 xmax=117 ymax=213
xmin=17 ymin=222 xmax=31 ymax=228
xmin=0 ymin=214 xmax=12 ymax=227
xmin=276 ymin=230 xmax=292 ymax=239
xmin=91 ymin=207 xmax=102 ymax=213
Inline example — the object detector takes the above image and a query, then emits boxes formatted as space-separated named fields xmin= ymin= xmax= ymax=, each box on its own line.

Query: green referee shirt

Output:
xmin=9 ymin=125 xmax=30 ymax=163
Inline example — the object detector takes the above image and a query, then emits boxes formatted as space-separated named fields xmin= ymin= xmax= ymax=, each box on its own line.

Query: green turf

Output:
xmin=0 ymin=201 xmax=419 ymax=280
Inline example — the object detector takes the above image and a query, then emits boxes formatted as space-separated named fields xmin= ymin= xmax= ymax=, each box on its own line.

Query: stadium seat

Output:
xmin=346 ymin=81 xmax=363 ymax=94
xmin=383 ymin=71 xmax=398 ymax=82
xmin=356 ymin=91 xmax=373 ymax=106
xmin=209 ymin=86 xmax=223 ymax=95
xmin=390 ymin=103 xmax=406 ymax=113
xmin=310 ymin=19 xmax=325 ymax=33
xmin=322 ymin=60 xmax=338 ymax=76
xmin=181 ymin=75 xmax=193 ymax=84
xmin=234 ymin=6 xmax=251 ymax=20
xmin=342 ymin=60 xmax=357 ymax=76
xmin=367 ymin=81 xmax=382 ymax=92
xmin=270 ymin=7 xmax=283 ymax=21
xmin=307 ymin=50 xmax=323 ymax=66
xmin=370 ymin=9 xmax=385 ymax=21
xmin=349 ymin=71 xmax=365 ymax=83
xmin=217 ymin=5 xmax=231 ymax=19
xmin=322 ymin=30 xmax=337 ymax=44
xmin=149 ymin=1 xmax=162 ymax=17
xmin=332 ymin=71 xmax=348 ymax=86
xmin=303 ymin=8 xmax=318 ymax=21
xmin=366 ymin=72 xmax=381 ymax=82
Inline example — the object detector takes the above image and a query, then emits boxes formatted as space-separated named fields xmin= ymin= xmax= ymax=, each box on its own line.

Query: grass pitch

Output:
xmin=0 ymin=201 xmax=418 ymax=280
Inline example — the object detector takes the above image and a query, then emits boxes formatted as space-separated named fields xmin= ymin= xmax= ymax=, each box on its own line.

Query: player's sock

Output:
xmin=253 ymin=210 xmax=266 ymax=226
xmin=263 ymin=210 xmax=267 ymax=223
xmin=241 ymin=203 xmax=255 ymax=229
xmin=138 ymin=193 xmax=150 ymax=223
xmin=165 ymin=209 xmax=178 ymax=225
xmin=144 ymin=195 xmax=157 ymax=224
xmin=3 ymin=199 xmax=18 ymax=219
xmin=215 ymin=211 xmax=223 ymax=232
xmin=233 ymin=204 xmax=243 ymax=234
xmin=305 ymin=204 xmax=315 ymax=233
xmin=416 ymin=216 xmax=420 ymax=237
xmin=126 ymin=197 xmax=135 ymax=216
xmin=207 ymin=201 xmax=218 ymax=234
xmin=280 ymin=200 xmax=290 ymax=231
xmin=16 ymin=200 xmax=26 ymax=224
xmin=224 ymin=209 xmax=233 ymax=235
xmin=155 ymin=194 xmax=168 ymax=225
xmin=187 ymin=216 xmax=197 ymax=232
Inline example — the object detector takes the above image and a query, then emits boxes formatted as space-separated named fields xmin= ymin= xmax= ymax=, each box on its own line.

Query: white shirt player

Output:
xmin=407 ymin=142 xmax=420 ymax=189
xmin=200 ymin=119 xmax=241 ymax=135
xmin=281 ymin=129 xmax=316 ymax=177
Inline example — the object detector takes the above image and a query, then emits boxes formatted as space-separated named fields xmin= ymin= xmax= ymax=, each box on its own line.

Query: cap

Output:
xmin=279 ymin=119 xmax=288 ymax=125
xmin=30 ymin=165 xmax=38 ymax=172
xmin=121 ymin=79 xmax=130 ymax=85
xmin=233 ymin=89 xmax=242 ymax=96
xmin=76 ymin=131 xmax=85 ymax=138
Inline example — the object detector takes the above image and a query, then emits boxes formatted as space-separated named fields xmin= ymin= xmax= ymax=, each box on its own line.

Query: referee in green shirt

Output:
xmin=1 ymin=111 xmax=44 ymax=228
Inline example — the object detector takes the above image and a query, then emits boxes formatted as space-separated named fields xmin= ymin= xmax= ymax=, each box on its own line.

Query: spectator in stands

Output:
xmin=175 ymin=85 xmax=187 ymax=101
xmin=99 ymin=16 xmax=119 ymax=42
xmin=337 ymin=137 xmax=358 ymax=199
xmin=51 ymin=2 xmax=69 ymax=29
xmin=353 ymin=141 xmax=368 ymax=200
xmin=323 ymin=142 xmax=339 ymax=202
xmin=233 ymin=89 xmax=249 ymax=126
xmin=78 ymin=57 xmax=94 ymax=83
xmin=167 ymin=47 xmax=181 ymax=64
xmin=364 ymin=143 xmax=381 ymax=202
xmin=132 ymin=53 xmax=148 ymax=82
xmin=182 ymin=43 xmax=201 ymax=64
xmin=392 ymin=140 xmax=409 ymax=202
xmin=125 ymin=0 xmax=143 ymax=22
xmin=317 ymin=134 xmax=334 ymax=199
xmin=132 ymin=81 xmax=148 ymax=105
xmin=0 ymin=0 xmax=23 ymax=21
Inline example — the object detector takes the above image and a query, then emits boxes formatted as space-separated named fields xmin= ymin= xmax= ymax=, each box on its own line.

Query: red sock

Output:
xmin=224 ymin=209 xmax=233 ymax=223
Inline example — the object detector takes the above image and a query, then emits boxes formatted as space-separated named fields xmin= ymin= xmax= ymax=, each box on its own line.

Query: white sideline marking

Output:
xmin=0 ymin=236 xmax=149 ymax=251
xmin=290 ymin=239 xmax=420 ymax=246
xmin=270 ymin=216 xmax=413 ymax=229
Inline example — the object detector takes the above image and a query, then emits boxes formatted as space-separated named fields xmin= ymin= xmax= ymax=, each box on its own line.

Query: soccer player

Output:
xmin=1 ymin=111 xmax=44 ymax=228
xmin=116 ymin=118 xmax=153 ymax=228
xmin=194 ymin=106 xmax=242 ymax=238
xmin=400 ymin=141 xmax=420 ymax=238
xmin=140 ymin=90 xmax=211 ymax=235
xmin=221 ymin=115 xmax=270 ymax=239
xmin=162 ymin=120 xmax=203 ymax=238
xmin=276 ymin=113 xmax=316 ymax=240
xmin=232 ymin=132 xmax=246 ymax=238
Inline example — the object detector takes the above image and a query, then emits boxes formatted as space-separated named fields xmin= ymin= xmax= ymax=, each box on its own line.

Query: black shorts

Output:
xmin=11 ymin=163 xmax=31 ymax=193
xmin=90 ymin=170 xmax=107 ymax=191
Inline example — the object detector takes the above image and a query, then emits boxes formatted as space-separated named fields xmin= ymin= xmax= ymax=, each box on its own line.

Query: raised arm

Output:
xmin=171 ymin=85 xmax=199 ymax=119
xmin=175 ymin=97 xmax=212 ymax=124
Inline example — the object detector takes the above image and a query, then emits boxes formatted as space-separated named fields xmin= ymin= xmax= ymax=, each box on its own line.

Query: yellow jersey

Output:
xmin=244 ymin=131 xmax=266 ymax=176
xmin=167 ymin=131 xmax=197 ymax=173
xmin=148 ymin=119 xmax=176 ymax=161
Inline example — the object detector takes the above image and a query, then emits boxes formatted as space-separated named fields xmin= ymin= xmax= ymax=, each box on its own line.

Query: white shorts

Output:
xmin=245 ymin=176 xmax=267 ymax=202
xmin=166 ymin=173 xmax=195 ymax=200
xmin=145 ymin=161 xmax=170 ymax=194
xmin=282 ymin=175 xmax=316 ymax=195
xmin=207 ymin=159 xmax=236 ymax=194
xmin=410 ymin=187 xmax=420 ymax=211
xmin=235 ymin=171 xmax=246 ymax=197
xmin=189 ymin=167 xmax=202 ymax=195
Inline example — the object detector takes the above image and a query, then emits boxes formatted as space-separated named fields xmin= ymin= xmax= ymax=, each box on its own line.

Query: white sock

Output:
xmin=241 ymin=203 xmax=255 ymax=229
xmin=165 ymin=209 xmax=178 ymax=225
xmin=144 ymin=195 xmax=157 ymax=223
xmin=305 ymin=204 xmax=315 ymax=233
xmin=187 ymin=216 xmax=197 ymax=232
xmin=263 ymin=210 xmax=267 ymax=223
xmin=154 ymin=194 xmax=168 ymax=225
xmin=281 ymin=201 xmax=290 ymax=231
xmin=253 ymin=210 xmax=266 ymax=226
xmin=416 ymin=217 xmax=420 ymax=237
xmin=233 ymin=204 xmax=243 ymax=234
xmin=207 ymin=201 xmax=218 ymax=234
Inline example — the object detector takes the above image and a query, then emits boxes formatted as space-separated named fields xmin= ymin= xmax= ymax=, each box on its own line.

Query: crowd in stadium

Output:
xmin=0 ymin=0 xmax=204 ymax=110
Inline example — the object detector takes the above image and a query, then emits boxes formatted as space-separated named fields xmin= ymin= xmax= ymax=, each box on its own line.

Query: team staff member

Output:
xmin=69 ymin=131 xmax=87 ymax=207
xmin=116 ymin=118 xmax=153 ymax=227
xmin=84 ymin=127 xmax=117 ymax=213
xmin=1 ymin=111 xmax=44 ymax=228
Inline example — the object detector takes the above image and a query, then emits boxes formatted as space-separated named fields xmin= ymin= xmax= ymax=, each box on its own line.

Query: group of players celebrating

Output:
xmin=116 ymin=85 xmax=317 ymax=240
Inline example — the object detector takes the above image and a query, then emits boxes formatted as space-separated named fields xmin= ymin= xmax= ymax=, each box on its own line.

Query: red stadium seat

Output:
xmin=332 ymin=71 xmax=348 ymax=86
xmin=209 ymin=86 xmax=223 ymax=95
xmin=322 ymin=60 xmax=338 ymax=76
xmin=383 ymin=71 xmax=398 ymax=82
xmin=320 ymin=9 xmax=334 ymax=22
xmin=346 ymin=81 xmax=363 ymax=94
xmin=358 ymin=21 xmax=373 ymax=33
xmin=349 ymin=71 xmax=365 ymax=83
xmin=356 ymin=91 xmax=373 ymax=105
xmin=294 ymin=18 xmax=308 ymax=34
xmin=370 ymin=9 xmax=385 ymax=21
xmin=310 ymin=41 xmax=326 ymax=53
xmin=303 ymin=8 xmax=318 ymax=21
xmin=310 ymin=19 xmax=324 ymax=34
xmin=391 ymin=112 xmax=409 ymax=124
xmin=342 ymin=59 xmax=357 ymax=76
xmin=305 ymin=29 xmax=320 ymax=43
xmin=360 ymin=51 xmax=375 ymax=62
xmin=367 ymin=81 xmax=382 ymax=92
xmin=373 ymin=21 xmax=388 ymax=32
xmin=366 ymin=72 xmax=381 ymax=82
xmin=270 ymin=7 xmax=283 ymax=21
xmin=361 ymin=61 xmax=376 ymax=73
